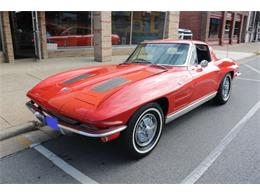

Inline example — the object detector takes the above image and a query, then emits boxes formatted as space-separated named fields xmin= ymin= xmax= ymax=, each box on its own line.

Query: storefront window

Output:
xmin=112 ymin=12 xmax=131 ymax=45
xmin=45 ymin=12 xmax=92 ymax=49
xmin=224 ymin=20 xmax=231 ymax=39
xmin=132 ymin=12 xmax=165 ymax=44
xmin=208 ymin=18 xmax=221 ymax=39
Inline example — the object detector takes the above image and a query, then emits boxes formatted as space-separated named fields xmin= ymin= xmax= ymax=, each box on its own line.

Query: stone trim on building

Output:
xmin=1 ymin=12 xmax=14 ymax=63
xmin=38 ymin=11 xmax=48 ymax=59
xmin=93 ymin=11 xmax=112 ymax=62
xmin=165 ymin=11 xmax=180 ymax=39
xmin=0 ymin=52 xmax=4 ymax=63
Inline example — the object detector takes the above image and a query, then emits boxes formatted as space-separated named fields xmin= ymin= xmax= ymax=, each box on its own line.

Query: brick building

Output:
xmin=179 ymin=11 xmax=249 ymax=46
xmin=0 ymin=11 xmax=180 ymax=63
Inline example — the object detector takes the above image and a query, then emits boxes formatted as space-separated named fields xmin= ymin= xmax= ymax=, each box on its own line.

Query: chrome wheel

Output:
xmin=131 ymin=107 xmax=163 ymax=154
xmin=222 ymin=76 xmax=231 ymax=100
xmin=135 ymin=113 xmax=158 ymax=147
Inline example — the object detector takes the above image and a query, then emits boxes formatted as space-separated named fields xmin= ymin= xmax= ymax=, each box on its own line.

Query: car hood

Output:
xmin=27 ymin=64 xmax=167 ymax=119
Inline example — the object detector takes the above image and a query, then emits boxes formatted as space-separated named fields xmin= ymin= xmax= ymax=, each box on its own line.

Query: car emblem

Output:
xmin=61 ymin=87 xmax=70 ymax=92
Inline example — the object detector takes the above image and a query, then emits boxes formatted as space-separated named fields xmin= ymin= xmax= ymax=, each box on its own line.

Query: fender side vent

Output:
xmin=92 ymin=77 xmax=129 ymax=92
xmin=62 ymin=73 xmax=94 ymax=85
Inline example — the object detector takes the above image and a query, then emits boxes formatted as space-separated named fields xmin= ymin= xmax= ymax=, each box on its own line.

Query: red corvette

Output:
xmin=47 ymin=26 xmax=120 ymax=47
xmin=26 ymin=39 xmax=240 ymax=158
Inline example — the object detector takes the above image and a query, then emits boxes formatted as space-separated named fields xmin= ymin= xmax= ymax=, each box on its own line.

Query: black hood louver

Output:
xmin=91 ymin=77 xmax=129 ymax=92
xmin=62 ymin=73 xmax=94 ymax=85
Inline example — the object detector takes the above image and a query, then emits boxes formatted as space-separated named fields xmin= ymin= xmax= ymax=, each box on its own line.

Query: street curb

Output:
xmin=0 ymin=121 xmax=38 ymax=141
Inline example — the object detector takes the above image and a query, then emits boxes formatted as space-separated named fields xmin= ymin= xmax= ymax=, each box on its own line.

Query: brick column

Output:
xmin=201 ymin=12 xmax=210 ymax=42
xmin=165 ymin=11 xmax=180 ymax=39
xmin=238 ymin=14 xmax=244 ymax=44
xmin=230 ymin=12 xmax=236 ymax=44
xmin=93 ymin=11 xmax=112 ymax=62
xmin=37 ymin=11 xmax=48 ymax=59
xmin=1 ymin=12 xmax=14 ymax=63
xmin=220 ymin=11 xmax=227 ymax=46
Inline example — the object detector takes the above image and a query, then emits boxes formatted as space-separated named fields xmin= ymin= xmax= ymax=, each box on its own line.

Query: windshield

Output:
xmin=126 ymin=43 xmax=190 ymax=66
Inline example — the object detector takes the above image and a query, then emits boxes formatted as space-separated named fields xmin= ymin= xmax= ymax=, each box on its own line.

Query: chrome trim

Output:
xmin=25 ymin=101 xmax=127 ymax=138
xmin=185 ymin=42 xmax=194 ymax=65
xmin=165 ymin=91 xmax=217 ymax=124
xmin=58 ymin=124 xmax=127 ymax=138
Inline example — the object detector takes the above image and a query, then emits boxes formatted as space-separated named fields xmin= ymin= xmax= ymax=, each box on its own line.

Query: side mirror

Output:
xmin=200 ymin=60 xmax=209 ymax=68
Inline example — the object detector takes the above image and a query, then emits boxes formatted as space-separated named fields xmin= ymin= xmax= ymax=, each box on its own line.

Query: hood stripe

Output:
xmin=92 ymin=77 xmax=129 ymax=92
xmin=63 ymin=73 xmax=94 ymax=85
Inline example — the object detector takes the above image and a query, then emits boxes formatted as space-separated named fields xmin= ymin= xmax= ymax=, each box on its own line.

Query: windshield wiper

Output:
xmin=150 ymin=64 xmax=168 ymax=70
xmin=131 ymin=58 xmax=153 ymax=64
xmin=119 ymin=59 xmax=168 ymax=70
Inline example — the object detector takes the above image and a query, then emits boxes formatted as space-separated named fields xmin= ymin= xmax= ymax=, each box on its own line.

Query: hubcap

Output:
xmin=222 ymin=76 xmax=230 ymax=99
xmin=135 ymin=113 xmax=158 ymax=147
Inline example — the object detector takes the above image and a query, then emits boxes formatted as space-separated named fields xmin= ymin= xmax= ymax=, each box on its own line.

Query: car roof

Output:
xmin=142 ymin=39 xmax=208 ymax=45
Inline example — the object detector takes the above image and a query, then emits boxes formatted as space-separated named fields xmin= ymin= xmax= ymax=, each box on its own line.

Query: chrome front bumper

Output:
xmin=25 ymin=101 xmax=127 ymax=138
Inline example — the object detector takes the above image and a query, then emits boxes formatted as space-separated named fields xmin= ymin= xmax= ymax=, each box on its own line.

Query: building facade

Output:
xmin=0 ymin=11 xmax=180 ymax=63
xmin=245 ymin=11 xmax=260 ymax=42
xmin=179 ymin=11 xmax=249 ymax=46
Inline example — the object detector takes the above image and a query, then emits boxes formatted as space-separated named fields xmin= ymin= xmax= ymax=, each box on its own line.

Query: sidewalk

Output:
xmin=0 ymin=43 xmax=259 ymax=131
xmin=212 ymin=42 xmax=260 ymax=54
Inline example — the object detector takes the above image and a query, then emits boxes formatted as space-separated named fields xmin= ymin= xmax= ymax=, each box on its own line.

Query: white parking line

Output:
xmin=244 ymin=64 xmax=260 ymax=74
xmin=181 ymin=99 xmax=260 ymax=184
xmin=237 ymin=77 xmax=260 ymax=82
xmin=31 ymin=144 xmax=98 ymax=184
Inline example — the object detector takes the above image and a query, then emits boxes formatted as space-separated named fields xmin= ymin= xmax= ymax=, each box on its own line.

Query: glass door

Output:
xmin=9 ymin=11 xmax=41 ymax=59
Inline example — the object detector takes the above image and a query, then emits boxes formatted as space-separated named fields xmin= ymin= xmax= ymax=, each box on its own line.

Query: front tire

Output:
xmin=121 ymin=103 xmax=164 ymax=158
xmin=215 ymin=73 xmax=232 ymax=105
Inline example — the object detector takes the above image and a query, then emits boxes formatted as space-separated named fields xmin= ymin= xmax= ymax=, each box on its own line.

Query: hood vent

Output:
xmin=62 ymin=73 xmax=94 ymax=85
xmin=91 ymin=77 xmax=129 ymax=92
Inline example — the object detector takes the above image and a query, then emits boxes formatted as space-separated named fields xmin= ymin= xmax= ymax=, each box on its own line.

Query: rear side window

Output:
xmin=195 ymin=44 xmax=211 ymax=63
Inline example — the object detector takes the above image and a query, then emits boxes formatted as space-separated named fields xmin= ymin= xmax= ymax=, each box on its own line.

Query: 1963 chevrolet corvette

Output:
xmin=26 ymin=39 xmax=240 ymax=158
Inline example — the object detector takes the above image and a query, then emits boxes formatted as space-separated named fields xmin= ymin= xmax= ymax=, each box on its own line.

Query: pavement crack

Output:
xmin=0 ymin=115 xmax=13 ymax=126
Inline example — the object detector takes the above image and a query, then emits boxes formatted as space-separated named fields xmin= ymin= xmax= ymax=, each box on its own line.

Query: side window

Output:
xmin=190 ymin=45 xmax=198 ymax=65
xmin=195 ymin=44 xmax=211 ymax=63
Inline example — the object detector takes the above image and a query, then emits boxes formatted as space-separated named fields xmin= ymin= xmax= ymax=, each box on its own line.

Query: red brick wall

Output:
xmin=179 ymin=11 xmax=203 ymax=40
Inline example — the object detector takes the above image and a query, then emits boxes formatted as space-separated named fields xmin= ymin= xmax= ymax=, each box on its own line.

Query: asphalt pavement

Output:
xmin=0 ymin=56 xmax=259 ymax=184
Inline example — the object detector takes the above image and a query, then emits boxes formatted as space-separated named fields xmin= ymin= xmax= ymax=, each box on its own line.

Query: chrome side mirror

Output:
xmin=200 ymin=60 xmax=209 ymax=68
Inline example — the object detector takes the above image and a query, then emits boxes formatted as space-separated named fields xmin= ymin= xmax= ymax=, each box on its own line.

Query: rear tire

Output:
xmin=214 ymin=73 xmax=232 ymax=105
xmin=121 ymin=102 xmax=164 ymax=159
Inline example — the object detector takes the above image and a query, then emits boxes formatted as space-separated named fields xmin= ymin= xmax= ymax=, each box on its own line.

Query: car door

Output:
xmin=188 ymin=44 xmax=220 ymax=101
